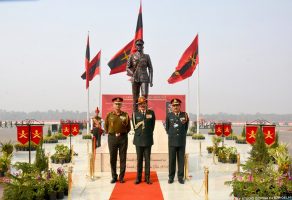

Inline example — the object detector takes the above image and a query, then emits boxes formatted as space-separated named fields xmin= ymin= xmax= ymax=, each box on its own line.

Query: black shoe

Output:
xmin=168 ymin=179 xmax=174 ymax=184
xmin=119 ymin=178 xmax=125 ymax=183
xmin=135 ymin=179 xmax=141 ymax=184
xmin=110 ymin=178 xmax=117 ymax=184
xmin=146 ymin=178 xmax=153 ymax=185
xmin=178 ymin=179 xmax=185 ymax=184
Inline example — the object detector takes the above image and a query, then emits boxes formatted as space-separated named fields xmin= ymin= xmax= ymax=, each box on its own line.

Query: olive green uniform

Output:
xmin=105 ymin=111 xmax=131 ymax=180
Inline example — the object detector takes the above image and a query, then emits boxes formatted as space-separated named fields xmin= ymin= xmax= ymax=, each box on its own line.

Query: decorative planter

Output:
xmin=48 ymin=192 xmax=57 ymax=200
xmin=0 ymin=171 xmax=5 ymax=177
xmin=56 ymin=191 xmax=64 ymax=199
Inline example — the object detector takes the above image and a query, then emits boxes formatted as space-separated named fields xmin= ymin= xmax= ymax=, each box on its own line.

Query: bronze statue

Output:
xmin=127 ymin=39 xmax=153 ymax=111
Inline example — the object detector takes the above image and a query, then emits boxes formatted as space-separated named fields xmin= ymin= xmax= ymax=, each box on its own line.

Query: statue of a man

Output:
xmin=126 ymin=39 xmax=153 ymax=111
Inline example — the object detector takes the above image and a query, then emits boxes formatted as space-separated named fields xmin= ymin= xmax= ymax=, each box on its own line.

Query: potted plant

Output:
xmin=229 ymin=153 xmax=237 ymax=163
xmin=0 ymin=141 xmax=14 ymax=155
xmin=206 ymin=146 xmax=213 ymax=154
xmin=272 ymin=144 xmax=291 ymax=174
xmin=208 ymin=127 xmax=215 ymax=135
xmin=218 ymin=149 xmax=227 ymax=163
xmin=55 ymin=168 xmax=67 ymax=199
xmin=45 ymin=171 xmax=57 ymax=200
xmin=51 ymin=144 xmax=70 ymax=164
xmin=0 ymin=153 xmax=12 ymax=176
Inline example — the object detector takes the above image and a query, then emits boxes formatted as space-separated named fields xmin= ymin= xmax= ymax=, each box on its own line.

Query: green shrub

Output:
xmin=192 ymin=134 xmax=205 ymax=140
xmin=34 ymin=146 xmax=48 ymax=172
xmin=235 ymin=136 xmax=247 ymax=144
xmin=14 ymin=143 xmax=38 ymax=151
xmin=225 ymin=134 xmax=237 ymax=140
xmin=82 ymin=134 xmax=92 ymax=140
xmin=0 ymin=141 xmax=14 ymax=155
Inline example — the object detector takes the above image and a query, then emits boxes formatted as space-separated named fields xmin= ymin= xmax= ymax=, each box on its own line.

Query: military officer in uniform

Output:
xmin=91 ymin=106 xmax=103 ymax=148
xmin=126 ymin=39 xmax=153 ymax=111
xmin=104 ymin=97 xmax=131 ymax=183
xmin=165 ymin=98 xmax=189 ymax=184
xmin=132 ymin=96 xmax=156 ymax=184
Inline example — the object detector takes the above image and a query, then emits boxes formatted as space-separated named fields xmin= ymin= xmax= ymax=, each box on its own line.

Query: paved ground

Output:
xmin=0 ymin=123 xmax=291 ymax=199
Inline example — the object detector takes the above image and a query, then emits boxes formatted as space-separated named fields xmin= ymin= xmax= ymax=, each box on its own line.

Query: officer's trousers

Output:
xmin=135 ymin=145 xmax=152 ymax=180
xmin=168 ymin=145 xmax=185 ymax=180
xmin=108 ymin=134 xmax=128 ymax=179
xmin=92 ymin=128 xmax=101 ymax=148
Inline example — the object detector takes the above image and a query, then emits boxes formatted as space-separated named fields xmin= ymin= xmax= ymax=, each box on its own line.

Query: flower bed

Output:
xmin=235 ymin=136 xmax=247 ymax=144
xmin=225 ymin=135 xmax=238 ymax=140
xmin=55 ymin=133 xmax=67 ymax=140
xmin=192 ymin=134 xmax=205 ymax=140
xmin=43 ymin=136 xmax=58 ymax=143
xmin=82 ymin=134 xmax=92 ymax=140
xmin=2 ymin=163 xmax=68 ymax=200
xmin=225 ymin=128 xmax=292 ymax=197
xmin=14 ymin=143 xmax=38 ymax=151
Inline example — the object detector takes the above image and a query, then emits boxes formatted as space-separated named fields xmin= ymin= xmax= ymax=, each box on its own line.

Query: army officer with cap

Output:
xmin=104 ymin=97 xmax=131 ymax=184
xmin=165 ymin=98 xmax=189 ymax=184
xmin=132 ymin=96 xmax=156 ymax=184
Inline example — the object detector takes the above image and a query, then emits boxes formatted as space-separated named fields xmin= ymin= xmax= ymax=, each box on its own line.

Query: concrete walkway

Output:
xmin=4 ymin=121 xmax=291 ymax=199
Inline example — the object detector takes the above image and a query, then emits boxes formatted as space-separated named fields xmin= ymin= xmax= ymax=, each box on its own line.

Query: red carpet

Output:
xmin=109 ymin=171 xmax=164 ymax=200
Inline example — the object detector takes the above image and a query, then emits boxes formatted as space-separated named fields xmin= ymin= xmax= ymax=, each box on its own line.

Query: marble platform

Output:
xmin=95 ymin=121 xmax=169 ymax=172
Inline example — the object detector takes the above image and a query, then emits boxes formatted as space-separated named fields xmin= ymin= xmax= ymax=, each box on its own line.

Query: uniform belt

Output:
xmin=109 ymin=132 xmax=127 ymax=137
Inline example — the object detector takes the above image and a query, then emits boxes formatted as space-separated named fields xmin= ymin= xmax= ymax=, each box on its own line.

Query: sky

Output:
xmin=0 ymin=0 xmax=291 ymax=114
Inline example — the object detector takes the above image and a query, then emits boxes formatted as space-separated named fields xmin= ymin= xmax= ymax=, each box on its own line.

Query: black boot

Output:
xmin=110 ymin=177 xmax=117 ymax=184
xmin=146 ymin=177 xmax=152 ymax=185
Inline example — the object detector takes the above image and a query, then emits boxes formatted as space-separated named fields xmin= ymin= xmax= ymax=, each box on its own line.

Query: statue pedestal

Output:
xmin=95 ymin=120 xmax=169 ymax=172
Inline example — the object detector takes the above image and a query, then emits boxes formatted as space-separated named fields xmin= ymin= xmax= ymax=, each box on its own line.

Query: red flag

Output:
xmin=246 ymin=125 xmax=258 ymax=145
xmin=223 ymin=124 xmax=232 ymax=137
xmin=62 ymin=124 xmax=70 ymax=137
xmin=107 ymin=40 xmax=134 ymax=75
xmin=17 ymin=126 xmax=29 ymax=145
xmin=131 ymin=2 xmax=143 ymax=53
xmin=71 ymin=124 xmax=79 ymax=136
xmin=31 ymin=126 xmax=43 ymax=145
xmin=215 ymin=124 xmax=223 ymax=136
xmin=262 ymin=126 xmax=276 ymax=146
xmin=81 ymin=50 xmax=101 ymax=81
xmin=168 ymin=34 xmax=199 ymax=84
xmin=85 ymin=34 xmax=90 ymax=89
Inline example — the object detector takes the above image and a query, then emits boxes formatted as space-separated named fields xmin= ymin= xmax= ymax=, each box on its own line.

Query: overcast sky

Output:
xmin=0 ymin=0 xmax=291 ymax=114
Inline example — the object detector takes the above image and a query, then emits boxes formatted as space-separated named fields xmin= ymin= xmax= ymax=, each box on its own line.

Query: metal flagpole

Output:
xmin=196 ymin=63 xmax=200 ymax=135
xmin=187 ymin=79 xmax=190 ymax=113
xmin=86 ymin=31 xmax=90 ymax=135
xmin=99 ymin=58 xmax=102 ymax=114
xmin=87 ymin=87 xmax=90 ymax=134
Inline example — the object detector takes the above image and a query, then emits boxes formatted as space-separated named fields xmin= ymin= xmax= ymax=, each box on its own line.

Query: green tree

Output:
xmin=34 ymin=146 xmax=48 ymax=172
xmin=244 ymin=127 xmax=270 ymax=173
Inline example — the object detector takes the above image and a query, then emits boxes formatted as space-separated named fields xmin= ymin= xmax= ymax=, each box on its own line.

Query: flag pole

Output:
xmin=196 ymin=63 xmax=200 ymax=134
xmin=187 ymin=79 xmax=190 ymax=113
xmin=99 ymin=57 xmax=102 ymax=115
xmin=87 ymin=87 xmax=90 ymax=134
